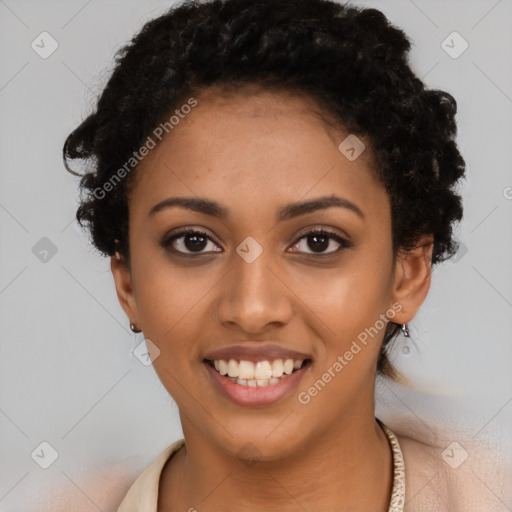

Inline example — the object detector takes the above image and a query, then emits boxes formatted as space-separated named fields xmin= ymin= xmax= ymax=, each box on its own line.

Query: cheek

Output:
xmin=133 ymin=265 xmax=206 ymax=398
xmin=129 ymin=250 xmax=220 ymax=372
xmin=300 ymin=255 xmax=394 ymax=391
xmin=305 ymin=255 xmax=392 ymax=335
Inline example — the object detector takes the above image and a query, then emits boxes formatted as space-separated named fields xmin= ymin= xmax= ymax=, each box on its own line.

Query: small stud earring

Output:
xmin=401 ymin=323 xmax=410 ymax=337
xmin=130 ymin=322 xmax=141 ymax=333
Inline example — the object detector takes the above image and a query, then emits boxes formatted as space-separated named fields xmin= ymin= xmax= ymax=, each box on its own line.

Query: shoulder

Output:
xmin=395 ymin=432 xmax=510 ymax=512
xmin=394 ymin=433 xmax=448 ymax=511
xmin=118 ymin=439 xmax=185 ymax=511
xmin=36 ymin=463 xmax=139 ymax=512
xmin=37 ymin=440 xmax=185 ymax=512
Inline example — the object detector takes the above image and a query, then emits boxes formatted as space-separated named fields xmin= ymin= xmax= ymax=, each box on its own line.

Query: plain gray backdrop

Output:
xmin=0 ymin=0 xmax=511 ymax=510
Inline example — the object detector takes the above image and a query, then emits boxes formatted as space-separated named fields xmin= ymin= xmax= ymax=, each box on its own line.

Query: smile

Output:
xmin=203 ymin=357 xmax=312 ymax=406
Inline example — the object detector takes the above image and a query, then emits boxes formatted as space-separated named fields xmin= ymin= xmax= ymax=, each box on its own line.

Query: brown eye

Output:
xmin=289 ymin=229 xmax=350 ymax=256
xmin=162 ymin=229 xmax=222 ymax=255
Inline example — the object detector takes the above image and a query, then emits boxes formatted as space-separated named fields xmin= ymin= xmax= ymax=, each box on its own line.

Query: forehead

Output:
xmin=130 ymin=86 xmax=388 ymax=222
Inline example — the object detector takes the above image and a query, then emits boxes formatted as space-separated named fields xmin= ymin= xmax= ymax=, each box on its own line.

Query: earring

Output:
xmin=130 ymin=322 xmax=141 ymax=333
xmin=401 ymin=323 xmax=410 ymax=337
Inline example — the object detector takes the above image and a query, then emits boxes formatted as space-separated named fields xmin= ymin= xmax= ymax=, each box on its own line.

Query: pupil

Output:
xmin=185 ymin=234 xmax=207 ymax=252
xmin=309 ymin=234 xmax=328 ymax=252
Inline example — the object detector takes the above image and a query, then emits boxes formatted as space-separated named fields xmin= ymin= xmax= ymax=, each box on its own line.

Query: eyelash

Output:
xmin=161 ymin=227 xmax=352 ymax=258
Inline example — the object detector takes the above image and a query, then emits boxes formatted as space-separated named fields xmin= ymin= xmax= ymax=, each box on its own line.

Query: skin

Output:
xmin=111 ymin=85 xmax=434 ymax=512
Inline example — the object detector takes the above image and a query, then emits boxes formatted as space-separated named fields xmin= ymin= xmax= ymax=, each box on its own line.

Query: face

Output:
xmin=112 ymin=86 xmax=432 ymax=461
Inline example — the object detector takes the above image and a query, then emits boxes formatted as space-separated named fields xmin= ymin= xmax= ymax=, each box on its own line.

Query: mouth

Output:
xmin=202 ymin=357 xmax=312 ymax=407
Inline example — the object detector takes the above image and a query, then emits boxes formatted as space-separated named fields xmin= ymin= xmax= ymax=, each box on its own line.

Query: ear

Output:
xmin=110 ymin=251 xmax=140 ymax=327
xmin=390 ymin=234 xmax=434 ymax=324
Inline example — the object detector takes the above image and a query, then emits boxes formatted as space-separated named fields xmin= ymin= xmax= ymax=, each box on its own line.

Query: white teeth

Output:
xmin=227 ymin=359 xmax=239 ymax=378
xmin=271 ymin=359 xmax=284 ymax=377
xmin=254 ymin=361 xmax=272 ymax=379
xmin=238 ymin=360 xmax=255 ymax=379
xmin=210 ymin=357 xmax=308 ymax=387
xmin=283 ymin=359 xmax=294 ymax=375
xmin=218 ymin=360 xmax=228 ymax=375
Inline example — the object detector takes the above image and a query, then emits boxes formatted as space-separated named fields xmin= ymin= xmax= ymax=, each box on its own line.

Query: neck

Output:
xmin=159 ymin=409 xmax=393 ymax=511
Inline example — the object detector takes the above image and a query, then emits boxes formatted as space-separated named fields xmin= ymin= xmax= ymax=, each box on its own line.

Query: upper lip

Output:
xmin=203 ymin=343 xmax=312 ymax=363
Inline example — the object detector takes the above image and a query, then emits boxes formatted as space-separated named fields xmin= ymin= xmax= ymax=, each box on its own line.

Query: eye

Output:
xmin=161 ymin=228 xmax=222 ymax=256
xmin=288 ymin=229 xmax=350 ymax=256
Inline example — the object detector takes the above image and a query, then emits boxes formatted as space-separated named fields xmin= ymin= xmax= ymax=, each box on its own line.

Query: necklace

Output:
xmin=380 ymin=422 xmax=406 ymax=512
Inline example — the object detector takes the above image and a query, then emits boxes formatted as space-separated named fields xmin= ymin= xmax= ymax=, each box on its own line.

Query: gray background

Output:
xmin=0 ymin=0 xmax=511 ymax=510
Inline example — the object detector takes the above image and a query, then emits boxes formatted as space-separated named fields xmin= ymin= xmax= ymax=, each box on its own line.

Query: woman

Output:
xmin=63 ymin=0 xmax=466 ymax=510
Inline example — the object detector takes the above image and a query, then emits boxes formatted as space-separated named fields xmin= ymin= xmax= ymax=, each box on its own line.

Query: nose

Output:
xmin=215 ymin=248 xmax=294 ymax=334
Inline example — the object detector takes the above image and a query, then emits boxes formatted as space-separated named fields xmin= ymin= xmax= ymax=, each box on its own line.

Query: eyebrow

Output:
xmin=148 ymin=195 xmax=365 ymax=221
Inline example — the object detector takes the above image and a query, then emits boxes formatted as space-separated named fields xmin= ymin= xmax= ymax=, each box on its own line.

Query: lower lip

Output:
xmin=203 ymin=361 xmax=310 ymax=407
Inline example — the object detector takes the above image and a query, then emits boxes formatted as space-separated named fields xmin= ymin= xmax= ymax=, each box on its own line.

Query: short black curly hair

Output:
xmin=63 ymin=0 xmax=466 ymax=380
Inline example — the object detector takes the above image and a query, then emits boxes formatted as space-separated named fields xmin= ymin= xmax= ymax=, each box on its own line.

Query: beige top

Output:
xmin=117 ymin=422 xmax=406 ymax=511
